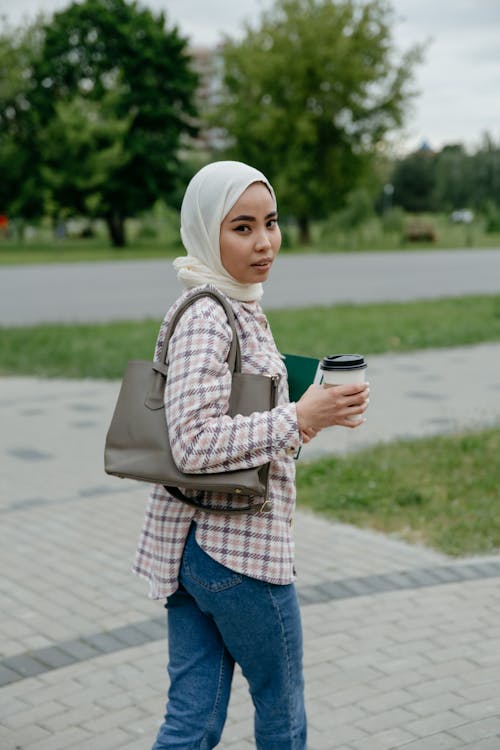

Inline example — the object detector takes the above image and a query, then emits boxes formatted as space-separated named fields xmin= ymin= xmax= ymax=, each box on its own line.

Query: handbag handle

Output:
xmin=145 ymin=289 xmax=241 ymax=410
xmin=160 ymin=289 xmax=241 ymax=372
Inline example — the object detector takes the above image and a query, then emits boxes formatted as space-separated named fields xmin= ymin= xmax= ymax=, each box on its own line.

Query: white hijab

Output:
xmin=173 ymin=160 xmax=277 ymax=302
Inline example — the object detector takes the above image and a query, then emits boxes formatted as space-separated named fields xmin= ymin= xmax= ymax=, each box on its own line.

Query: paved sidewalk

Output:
xmin=1 ymin=342 xmax=500 ymax=749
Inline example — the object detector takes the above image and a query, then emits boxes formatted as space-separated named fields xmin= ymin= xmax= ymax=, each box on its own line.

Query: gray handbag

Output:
xmin=104 ymin=289 xmax=279 ymax=513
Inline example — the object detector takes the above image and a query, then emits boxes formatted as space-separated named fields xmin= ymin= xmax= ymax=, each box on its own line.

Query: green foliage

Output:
xmin=390 ymin=134 xmax=500 ymax=216
xmin=296 ymin=428 xmax=500 ymax=555
xmin=381 ymin=205 xmax=405 ymax=233
xmin=315 ymin=208 xmax=497 ymax=252
xmin=41 ymin=94 xmax=132 ymax=218
xmin=318 ymin=187 xmax=379 ymax=250
xmin=433 ymin=144 xmax=473 ymax=211
xmin=324 ymin=187 xmax=376 ymax=231
xmin=484 ymin=201 xmax=500 ymax=233
xmin=1 ymin=0 xmax=198 ymax=246
xmin=0 ymin=22 xmax=45 ymax=220
xmin=470 ymin=133 xmax=500 ymax=209
xmin=391 ymin=146 xmax=436 ymax=212
xmin=212 ymin=0 xmax=422 ymax=241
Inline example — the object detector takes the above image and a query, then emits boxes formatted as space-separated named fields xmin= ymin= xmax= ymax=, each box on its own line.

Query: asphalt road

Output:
xmin=1 ymin=248 xmax=499 ymax=326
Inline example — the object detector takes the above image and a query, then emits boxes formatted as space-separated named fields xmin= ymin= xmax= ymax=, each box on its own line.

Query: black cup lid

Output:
xmin=320 ymin=354 xmax=366 ymax=371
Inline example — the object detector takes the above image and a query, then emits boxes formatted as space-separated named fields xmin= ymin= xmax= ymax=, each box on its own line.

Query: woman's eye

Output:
xmin=234 ymin=224 xmax=250 ymax=233
xmin=267 ymin=219 xmax=278 ymax=228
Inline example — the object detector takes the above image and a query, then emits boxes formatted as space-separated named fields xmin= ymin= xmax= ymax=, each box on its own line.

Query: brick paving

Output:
xmin=1 ymin=343 xmax=500 ymax=749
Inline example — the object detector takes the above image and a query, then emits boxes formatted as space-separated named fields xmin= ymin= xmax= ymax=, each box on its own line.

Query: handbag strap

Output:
xmin=159 ymin=288 xmax=242 ymax=373
xmin=165 ymin=485 xmax=272 ymax=515
xmin=145 ymin=289 xmax=241 ymax=410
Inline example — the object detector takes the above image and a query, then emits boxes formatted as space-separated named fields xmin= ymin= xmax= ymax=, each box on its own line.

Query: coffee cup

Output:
xmin=320 ymin=354 xmax=367 ymax=421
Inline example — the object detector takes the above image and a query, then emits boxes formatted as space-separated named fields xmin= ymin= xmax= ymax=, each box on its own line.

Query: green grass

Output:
xmin=0 ymin=319 xmax=160 ymax=379
xmin=268 ymin=295 xmax=500 ymax=358
xmin=0 ymin=238 xmax=180 ymax=266
xmin=2 ymin=294 xmax=500 ymax=379
xmin=296 ymin=427 xmax=500 ymax=556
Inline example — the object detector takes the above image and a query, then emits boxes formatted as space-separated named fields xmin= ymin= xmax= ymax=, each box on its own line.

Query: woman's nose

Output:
xmin=255 ymin=230 xmax=272 ymax=250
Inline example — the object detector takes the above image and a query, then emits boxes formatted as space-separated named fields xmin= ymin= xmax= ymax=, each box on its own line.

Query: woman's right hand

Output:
xmin=296 ymin=382 xmax=369 ymax=442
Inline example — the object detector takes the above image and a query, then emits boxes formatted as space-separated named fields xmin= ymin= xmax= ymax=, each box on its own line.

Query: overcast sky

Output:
xmin=1 ymin=0 xmax=499 ymax=153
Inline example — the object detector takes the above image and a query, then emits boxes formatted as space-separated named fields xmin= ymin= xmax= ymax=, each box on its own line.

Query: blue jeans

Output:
xmin=152 ymin=523 xmax=307 ymax=750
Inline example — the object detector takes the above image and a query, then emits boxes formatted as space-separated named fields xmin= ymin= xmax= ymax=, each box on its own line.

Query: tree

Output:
xmin=41 ymin=94 xmax=132 ymax=222
xmin=29 ymin=0 xmax=198 ymax=246
xmin=433 ymin=145 xmax=472 ymax=212
xmin=469 ymin=134 xmax=500 ymax=211
xmin=391 ymin=145 xmax=436 ymax=213
xmin=0 ymin=22 xmax=45 ymax=226
xmin=212 ymin=0 xmax=422 ymax=243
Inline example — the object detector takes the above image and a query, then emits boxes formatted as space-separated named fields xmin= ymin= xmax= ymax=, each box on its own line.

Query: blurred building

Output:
xmin=188 ymin=45 xmax=226 ymax=155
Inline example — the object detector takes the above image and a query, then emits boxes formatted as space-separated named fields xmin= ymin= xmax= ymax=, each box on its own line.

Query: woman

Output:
xmin=134 ymin=161 xmax=369 ymax=750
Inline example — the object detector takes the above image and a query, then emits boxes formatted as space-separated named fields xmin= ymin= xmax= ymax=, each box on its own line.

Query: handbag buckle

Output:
xmin=259 ymin=499 xmax=273 ymax=513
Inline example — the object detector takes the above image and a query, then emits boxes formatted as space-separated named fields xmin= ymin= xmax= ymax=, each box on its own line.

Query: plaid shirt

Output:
xmin=133 ymin=285 xmax=301 ymax=599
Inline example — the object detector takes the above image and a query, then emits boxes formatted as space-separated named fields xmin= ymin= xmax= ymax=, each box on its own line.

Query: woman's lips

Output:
xmin=252 ymin=259 xmax=273 ymax=268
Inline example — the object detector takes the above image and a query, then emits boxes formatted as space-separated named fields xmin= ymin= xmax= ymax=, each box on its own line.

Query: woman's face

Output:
xmin=219 ymin=182 xmax=281 ymax=285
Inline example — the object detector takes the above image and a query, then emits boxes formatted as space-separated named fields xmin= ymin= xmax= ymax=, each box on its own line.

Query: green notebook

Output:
xmin=282 ymin=353 xmax=322 ymax=403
